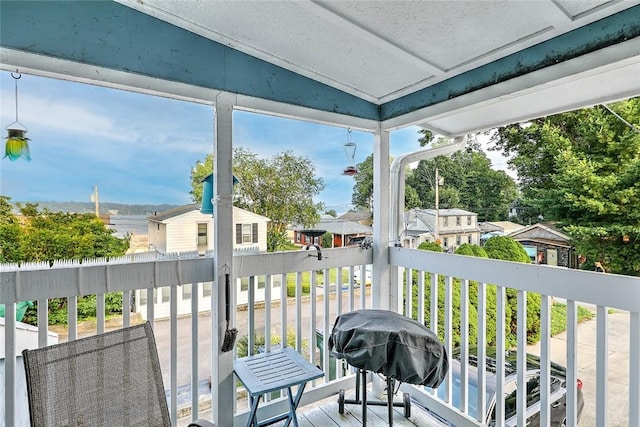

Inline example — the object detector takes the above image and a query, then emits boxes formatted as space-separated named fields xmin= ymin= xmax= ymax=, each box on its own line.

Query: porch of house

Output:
xmin=3 ymin=246 xmax=639 ymax=426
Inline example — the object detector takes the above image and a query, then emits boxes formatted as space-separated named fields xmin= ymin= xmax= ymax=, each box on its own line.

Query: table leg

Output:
xmin=283 ymin=383 xmax=307 ymax=427
xmin=246 ymin=394 xmax=261 ymax=427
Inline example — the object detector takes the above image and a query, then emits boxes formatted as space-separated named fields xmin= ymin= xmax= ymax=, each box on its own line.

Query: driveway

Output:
xmin=527 ymin=310 xmax=630 ymax=427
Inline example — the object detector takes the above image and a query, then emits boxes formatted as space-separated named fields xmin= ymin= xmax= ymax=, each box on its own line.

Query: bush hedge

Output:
xmin=411 ymin=237 xmax=542 ymax=348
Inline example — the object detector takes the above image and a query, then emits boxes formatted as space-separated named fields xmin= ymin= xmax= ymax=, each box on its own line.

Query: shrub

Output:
xmin=412 ymin=240 xmax=541 ymax=348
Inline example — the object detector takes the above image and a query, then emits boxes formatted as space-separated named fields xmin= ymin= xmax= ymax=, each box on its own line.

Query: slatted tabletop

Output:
xmin=234 ymin=347 xmax=324 ymax=396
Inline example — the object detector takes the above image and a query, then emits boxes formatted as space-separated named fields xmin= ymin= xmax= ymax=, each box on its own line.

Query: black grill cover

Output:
xmin=328 ymin=309 xmax=448 ymax=387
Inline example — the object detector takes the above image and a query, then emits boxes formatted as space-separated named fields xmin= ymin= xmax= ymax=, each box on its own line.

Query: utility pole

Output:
xmin=90 ymin=185 xmax=99 ymax=217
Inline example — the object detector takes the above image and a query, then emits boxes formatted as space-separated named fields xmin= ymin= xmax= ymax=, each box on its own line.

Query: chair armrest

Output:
xmin=188 ymin=420 xmax=217 ymax=427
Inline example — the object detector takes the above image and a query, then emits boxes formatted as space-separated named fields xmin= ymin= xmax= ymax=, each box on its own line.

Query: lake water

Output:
xmin=108 ymin=215 xmax=149 ymax=238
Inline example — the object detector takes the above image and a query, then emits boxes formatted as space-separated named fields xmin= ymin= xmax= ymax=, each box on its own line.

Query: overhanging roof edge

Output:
xmin=0 ymin=0 xmax=379 ymax=122
xmin=380 ymin=5 xmax=640 ymax=122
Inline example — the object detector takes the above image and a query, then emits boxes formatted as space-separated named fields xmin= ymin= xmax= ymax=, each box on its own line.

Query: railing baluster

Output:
xmin=265 ymin=274 xmax=272 ymax=352
xmin=146 ymin=287 xmax=154 ymax=328
xmin=97 ymin=293 xmax=105 ymax=335
xmin=295 ymin=272 xmax=302 ymax=353
xmin=323 ymin=269 xmax=330 ymax=381
xmin=280 ymin=273 xmax=287 ymax=348
xmin=123 ymin=290 xmax=131 ymax=327
xmin=348 ymin=266 xmax=355 ymax=312
xmin=476 ymin=282 xmax=486 ymax=422
xmin=459 ymin=279 xmax=468 ymax=416
xmin=37 ymin=298 xmax=48 ymax=347
xmin=191 ymin=282 xmax=199 ymax=421
xmin=629 ymin=311 xmax=639 ymax=426
xmin=417 ymin=270 xmax=425 ymax=326
xmin=360 ymin=264 xmax=366 ymax=309
xmin=495 ymin=285 xmax=506 ymax=427
xmin=309 ymin=270 xmax=317 ymax=365
xmin=248 ymin=276 xmax=255 ymax=355
xmin=68 ymin=296 xmax=78 ymax=341
xmin=596 ymin=305 xmax=608 ymax=426
xmin=516 ymin=290 xmax=527 ymax=427
xmin=4 ymin=302 xmax=16 ymax=427
xmin=405 ymin=267 xmax=413 ymax=317
xmin=540 ymin=294 xmax=551 ymax=427
xmin=170 ymin=285 xmax=178 ymax=425
xmin=430 ymin=273 xmax=438 ymax=333
xmin=443 ymin=275 xmax=452 ymax=404
xmin=566 ymin=300 xmax=578 ymax=427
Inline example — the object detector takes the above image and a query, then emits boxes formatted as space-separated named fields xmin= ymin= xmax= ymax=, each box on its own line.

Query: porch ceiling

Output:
xmin=1 ymin=1 xmax=640 ymax=135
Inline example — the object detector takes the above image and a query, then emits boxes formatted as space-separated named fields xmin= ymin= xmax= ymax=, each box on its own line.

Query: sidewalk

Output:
xmin=526 ymin=310 xmax=630 ymax=427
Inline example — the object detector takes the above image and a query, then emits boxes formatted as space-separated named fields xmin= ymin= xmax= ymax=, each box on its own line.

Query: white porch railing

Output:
xmin=2 ymin=246 xmax=640 ymax=426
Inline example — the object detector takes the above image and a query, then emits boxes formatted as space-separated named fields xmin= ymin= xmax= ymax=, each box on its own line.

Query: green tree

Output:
xmin=190 ymin=148 xmax=326 ymax=252
xmin=3 ymin=201 xmax=129 ymax=325
xmin=351 ymin=154 xmax=374 ymax=210
xmin=490 ymin=98 xmax=640 ymax=275
xmin=406 ymin=146 xmax=517 ymax=221
xmin=0 ymin=196 xmax=23 ymax=263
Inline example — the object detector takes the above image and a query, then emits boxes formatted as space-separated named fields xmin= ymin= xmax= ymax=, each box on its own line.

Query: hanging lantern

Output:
xmin=4 ymin=72 xmax=30 ymax=162
xmin=342 ymin=128 xmax=358 ymax=176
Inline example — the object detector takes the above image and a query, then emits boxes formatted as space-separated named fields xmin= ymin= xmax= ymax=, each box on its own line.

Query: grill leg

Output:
xmin=387 ymin=377 xmax=394 ymax=426
xmin=361 ymin=369 xmax=367 ymax=426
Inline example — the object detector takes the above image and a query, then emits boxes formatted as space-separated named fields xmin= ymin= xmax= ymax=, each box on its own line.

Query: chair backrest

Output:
xmin=22 ymin=322 xmax=171 ymax=427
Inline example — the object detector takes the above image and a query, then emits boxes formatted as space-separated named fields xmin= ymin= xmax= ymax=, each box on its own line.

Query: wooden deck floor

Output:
xmin=277 ymin=390 xmax=444 ymax=427
xmin=180 ymin=389 xmax=444 ymax=426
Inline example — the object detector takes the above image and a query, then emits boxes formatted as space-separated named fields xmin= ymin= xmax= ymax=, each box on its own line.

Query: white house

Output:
xmin=136 ymin=205 xmax=271 ymax=318
xmin=402 ymin=208 xmax=480 ymax=250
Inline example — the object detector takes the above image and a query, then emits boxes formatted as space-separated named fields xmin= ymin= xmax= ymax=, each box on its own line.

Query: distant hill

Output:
xmin=11 ymin=201 xmax=181 ymax=216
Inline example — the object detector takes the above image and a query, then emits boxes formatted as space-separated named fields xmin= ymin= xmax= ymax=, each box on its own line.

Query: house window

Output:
xmin=468 ymin=235 xmax=472 ymax=244
xmin=296 ymin=232 xmax=301 ymax=242
xmin=467 ymin=216 xmax=472 ymax=225
xmin=456 ymin=235 xmax=461 ymax=245
xmin=443 ymin=217 xmax=448 ymax=226
xmin=456 ymin=216 xmax=461 ymax=226
xmin=197 ymin=223 xmax=207 ymax=246
xmin=236 ymin=223 xmax=259 ymax=244
xmin=444 ymin=237 xmax=449 ymax=247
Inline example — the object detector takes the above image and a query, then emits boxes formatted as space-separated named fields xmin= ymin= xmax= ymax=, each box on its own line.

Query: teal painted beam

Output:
xmin=381 ymin=5 xmax=640 ymax=121
xmin=0 ymin=1 xmax=379 ymax=121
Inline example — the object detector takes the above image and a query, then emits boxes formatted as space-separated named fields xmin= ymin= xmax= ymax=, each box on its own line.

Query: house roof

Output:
xmin=479 ymin=221 xmax=525 ymax=234
xmin=338 ymin=211 xmax=373 ymax=224
xmin=508 ymin=222 xmax=571 ymax=242
xmin=293 ymin=218 xmax=372 ymax=236
xmin=148 ymin=204 xmax=200 ymax=222
xmin=148 ymin=205 xmax=269 ymax=223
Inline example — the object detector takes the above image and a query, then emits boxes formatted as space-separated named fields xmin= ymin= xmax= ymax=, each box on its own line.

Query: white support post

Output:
xmin=373 ymin=127 xmax=390 ymax=311
xmin=212 ymin=93 xmax=236 ymax=427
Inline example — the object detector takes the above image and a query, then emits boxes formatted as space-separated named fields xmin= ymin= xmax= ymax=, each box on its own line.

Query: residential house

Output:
xmin=291 ymin=215 xmax=373 ymax=248
xmin=402 ymin=208 xmax=480 ymax=250
xmin=139 ymin=205 xmax=271 ymax=318
xmin=508 ymin=222 xmax=576 ymax=267
xmin=478 ymin=220 xmax=525 ymax=243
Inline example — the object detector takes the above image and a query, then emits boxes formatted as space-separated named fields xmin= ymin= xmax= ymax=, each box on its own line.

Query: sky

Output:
xmin=1 ymin=71 xmax=510 ymax=215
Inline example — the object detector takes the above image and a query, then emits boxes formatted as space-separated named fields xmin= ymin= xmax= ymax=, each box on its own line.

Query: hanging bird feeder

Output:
xmin=342 ymin=128 xmax=358 ymax=176
xmin=4 ymin=72 xmax=30 ymax=161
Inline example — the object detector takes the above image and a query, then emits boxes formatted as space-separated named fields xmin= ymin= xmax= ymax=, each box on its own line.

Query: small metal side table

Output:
xmin=234 ymin=347 xmax=324 ymax=427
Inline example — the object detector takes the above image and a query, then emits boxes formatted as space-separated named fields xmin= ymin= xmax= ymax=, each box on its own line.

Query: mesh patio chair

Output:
xmin=22 ymin=321 xmax=216 ymax=427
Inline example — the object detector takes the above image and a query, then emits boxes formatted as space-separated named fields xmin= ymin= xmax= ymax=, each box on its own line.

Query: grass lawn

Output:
xmin=550 ymin=302 xmax=595 ymax=336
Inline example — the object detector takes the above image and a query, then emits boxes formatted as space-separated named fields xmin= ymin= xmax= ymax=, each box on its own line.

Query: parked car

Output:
xmin=424 ymin=347 xmax=584 ymax=426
